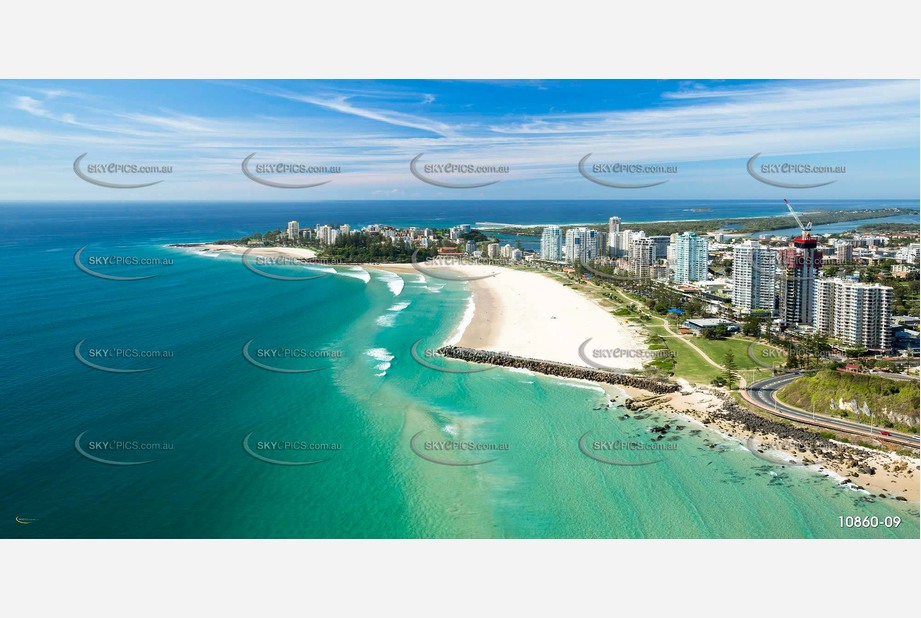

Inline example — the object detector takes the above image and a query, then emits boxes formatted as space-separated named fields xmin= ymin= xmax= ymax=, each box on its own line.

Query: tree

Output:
xmin=684 ymin=299 xmax=704 ymax=316
xmin=804 ymin=332 xmax=832 ymax=368
xmin=701 ymin=324 xmax=729 ymax=340
xmin=876 ymin=360 xmax=897 ymax=373
xmin=723 ymin=351 xmax=740 ymax=390
xmin=742 ymin=316 xmax=762 ymax=337
xmin=849 ymin=346 xmax=867 ymax=357
xmin=786 ymin=347 xmax=799 ymax=369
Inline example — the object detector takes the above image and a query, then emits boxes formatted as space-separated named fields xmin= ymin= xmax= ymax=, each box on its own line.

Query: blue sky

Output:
xmin=0 ymin=79 xmax=918 ymax=200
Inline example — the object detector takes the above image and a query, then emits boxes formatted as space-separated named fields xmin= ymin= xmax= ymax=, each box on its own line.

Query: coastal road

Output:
xmin=871 ymin=371 xmax=919 ymax=383
xmin=742 ymin=372 xmax=920 ymax=449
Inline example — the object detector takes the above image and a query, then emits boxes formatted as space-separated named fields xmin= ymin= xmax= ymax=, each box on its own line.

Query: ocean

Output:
xmin=1 ymin=201 xmax=918 ymax=538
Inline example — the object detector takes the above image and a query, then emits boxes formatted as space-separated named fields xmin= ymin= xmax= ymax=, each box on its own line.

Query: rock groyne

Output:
xmin=436 ymin=346 xmax=679 ymax=395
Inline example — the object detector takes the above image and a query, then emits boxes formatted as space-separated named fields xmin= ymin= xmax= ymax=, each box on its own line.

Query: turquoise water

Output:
xmin=1 ymin=204 xmax=918 ymax=538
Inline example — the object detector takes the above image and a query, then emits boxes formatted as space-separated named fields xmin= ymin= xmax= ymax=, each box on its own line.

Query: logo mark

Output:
xmin=409 ymin=153 xmax=501 ymax=189
xmin=242 ymin=432 xmax=331 ymax=466
xmin=73 ymin=246 xmax=157 ymax=281
xmin=73 ymin=153 xmax=164 ymax=189
xmin=577 ymin=338 xmax=625 ymax=372
xmin=410 ymin=249 xmax=501 ymax=281
xmin=241 ymin=153 xmax=334 ymax=189
xmin=578 ymin=154 xmax=669 ymax=189
xmin=73 ymin=339 xmax=155 ymax=374
xmin=241 ymin=340 xmax=328 ymax=374
xmin=577 ymin=431 xmax=665 ymax=466
xmin=746 ymin=341 xmax=785 ymax=369
xmin=409 ymin=339 xmax=496 ymax=374
xmin=74 ymin=431 xmax=158 ymax=466
xmin=408 ymin=431 xmax=499 ymax=466
xmin=577 ymin=258 xmax=643 ymax=283
xmin=746 ymin=153 xmax=837 ymax=189
xmin=15 ymin=516 xmax=38 ymax=525
xmin=241 ymin=247 xmax=327 ymax=281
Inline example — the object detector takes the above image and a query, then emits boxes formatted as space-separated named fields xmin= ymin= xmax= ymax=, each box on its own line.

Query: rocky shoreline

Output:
xmin=436 ymin=345 xmax=918 ymax=502
xmin=435 ymin=346 xmax=680 ymax=394
xmin=657 ymin=385 xmax=918 ymax=502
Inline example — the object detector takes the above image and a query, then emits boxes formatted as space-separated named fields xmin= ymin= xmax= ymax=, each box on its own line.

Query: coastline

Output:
xmin=171 ymin=243 xmax=319 ymax=260
xmin=654 ymin=383 xmax=920 ymax=503
xmin=474 ymin=206 xmax=918 ymax=230
xmin=452 ymin=265 xmax=649 ymax=370
xmin=398 ymin=261 xmax=921 ymax=505
xmin=184 ymin=248 xmax=920 ymax=504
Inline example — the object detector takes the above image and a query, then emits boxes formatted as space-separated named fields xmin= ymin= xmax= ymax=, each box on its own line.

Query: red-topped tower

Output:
xmin=778 ymin=200 xmax=823 ymax=327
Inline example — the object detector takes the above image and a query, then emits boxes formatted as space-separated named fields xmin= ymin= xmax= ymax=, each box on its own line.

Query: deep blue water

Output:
xmin=2 ymin=200 xmax=917 ymax=248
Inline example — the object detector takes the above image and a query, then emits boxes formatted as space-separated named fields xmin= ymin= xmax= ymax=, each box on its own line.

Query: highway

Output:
xmin=742 ymin=372 xmax=920 ymax=450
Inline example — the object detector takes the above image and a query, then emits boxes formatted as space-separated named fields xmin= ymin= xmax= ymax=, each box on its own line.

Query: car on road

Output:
xmin=880 ymin=431 xmax=891 ymax=436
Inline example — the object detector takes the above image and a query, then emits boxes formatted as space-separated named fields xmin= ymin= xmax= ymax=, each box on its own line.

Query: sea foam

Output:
xmin=338 ymin=266 xmax=371 ymax=283
xmin=444 ymin=295 xmax=475 ymax=346
xmin=366 ymin=347 xmax=394 ymax=375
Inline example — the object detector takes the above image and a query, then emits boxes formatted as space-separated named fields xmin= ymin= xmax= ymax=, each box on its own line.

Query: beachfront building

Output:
xmin=465 ymin=241 xmax=476 ymax=255
xmin=628 ymin=238 xmax=656 ymax=278
xmin=286 ymin=220 xmax=299 ymax=240
xmin=672 ymin=232 xmax=709 ymax=284
xmin=778 ymin=240 xmax=823 ymax=328
xmin=449 ymin=224 xmax=472 ymax=240
xmin=606 ymin=217 xmax=621 ymax=256
xmin=814 ymin=278 xmax=893 ymax=351
xmin=487 ymin=243 xmax=500 ymax=259
xmin=648 ymin=236 xmax=671 ymax=259
xmin=731 ymin=241 xmax=776 ymax=313
xmin=565 ymin=228 xmax=602 ymax=264
xmin=610 ymin=229 xmax=645 ymax=258
xmin=565 ymin=228 xmax=587 ymax=264
xmin=594 ymin=230 xmax=607 ymax=259
xmin=541 ymin=225 xmax=563 ymax=261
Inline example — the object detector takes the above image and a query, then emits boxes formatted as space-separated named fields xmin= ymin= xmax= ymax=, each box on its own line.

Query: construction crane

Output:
xmin=783 ymin=198 xmax=812 ymax=239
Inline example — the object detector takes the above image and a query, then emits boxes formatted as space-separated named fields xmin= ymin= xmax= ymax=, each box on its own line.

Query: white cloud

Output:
xmin=12 ymin=96 xmax=77 ymax=124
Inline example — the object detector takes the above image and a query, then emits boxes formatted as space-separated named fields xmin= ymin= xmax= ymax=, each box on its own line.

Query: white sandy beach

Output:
xmin=187 ymin=243 xmax=318 ymax=260
xmin=375 ymin=262 xmax=920 ymax=502
xmin=376 ymin=264 xmax=649 ymax=371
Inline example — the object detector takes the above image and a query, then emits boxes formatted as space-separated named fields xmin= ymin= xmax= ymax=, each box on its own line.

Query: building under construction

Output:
xmin=777 ymin=199 xmax=823 ymax=328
